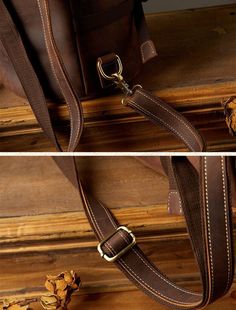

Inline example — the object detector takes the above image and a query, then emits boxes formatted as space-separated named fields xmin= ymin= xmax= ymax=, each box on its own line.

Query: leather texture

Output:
xmin=2 ymin=0 xmax=182 ymax=152
xmin=0 ymin=0 xmax=82 ymax=100
xmin=0 ymin=0 xmax=155 ymax=100
xmin=54 ymin=156 xmax=235 ymax=309
xmin=136 ymin=157 xmax=183 ymax=215
xmin=0 ymin=0 xmax=206 ymax=152
xmin=124 ymin=88 xmax=205 ymax=152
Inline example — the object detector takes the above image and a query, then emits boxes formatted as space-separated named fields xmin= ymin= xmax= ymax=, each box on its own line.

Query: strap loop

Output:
xmin=97 ymin=226 xmax=136 ymax=262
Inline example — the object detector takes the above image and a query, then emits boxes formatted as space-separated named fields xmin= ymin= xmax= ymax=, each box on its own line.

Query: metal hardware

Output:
xmin=97 ymin=226 xmax=136 ymax=263
xmin=111 ymin=73 xmax=133 ymax=96
xmin=97 ymin=54 xmax=123 ymax=81
xmin=97 ymin=55 xmax=143 ymax=100
xmin=121 ymin=84 xmax=143 ymax=105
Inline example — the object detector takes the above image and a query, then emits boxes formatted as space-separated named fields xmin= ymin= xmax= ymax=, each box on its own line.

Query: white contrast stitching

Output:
xmin=103 ymin=201 xmax=200 ymax=297
xmin=127 ymin=99 xmax=195 ymax=151
xmin=100 ymin=202 xmax=117 ymax=228
xmin=168 ymin=190 xmax=183 ymax=214
xmin=37 ymin=0 xmax=82 ymax=150
xmin=104 ymin=231 xmax=197 ymax=306
xmin=81 ymin=191 xmax=104 ymax=240
xmin=203 ymin=157 xmax=214 ymax=300
xmin=127 ymin=88 xmax=203 ymax=150
xmin=133 ymin=248 xmax=201 ymax=297
xmin=140 ymin=40 xmax=156 ymax=63
xmin=119 ymin=259 xmax=197 ymax=306
xmin=80 ymin=183 xmax=201 ymax=301
xmin=136 ymin=90 xmax=202 ymax=146
xmin=221 ymin=157 xmax=232 ymax=294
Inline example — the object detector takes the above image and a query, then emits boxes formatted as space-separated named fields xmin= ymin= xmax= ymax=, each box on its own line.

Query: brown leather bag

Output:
xmin=0 ymin=0 xmax=205 ymax=152
xmin=54 ymin=156 xmax=235 ymax=309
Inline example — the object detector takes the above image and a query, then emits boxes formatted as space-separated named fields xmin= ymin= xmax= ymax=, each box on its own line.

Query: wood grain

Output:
xmin=0 ymin=156 xmax=168 ymax=217
xmin=1 ymin=122 xmax=236 ymax=152
xmin=1 ymin=5 xmax=236 ymax=151
xmin=59 ymin=289 xmax=236 ymax=310
xmin=0 ymin=157 xmax=236 ymax=309
xmin=7 ymin=289 xmax=236 ymax=310
xmin=0 ymin=156 xmax=236 ymax=307
xmin=0 ymin=229 xmax=235 ymax=307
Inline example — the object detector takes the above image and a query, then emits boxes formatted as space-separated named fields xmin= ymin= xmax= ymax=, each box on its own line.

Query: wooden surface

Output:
xmin=1 ymin=5 xmax=236 ymax=151
xmin=0 ymin=156 xmax=236 ymax=309
xmin=0 ymin=157 xmax=168 ymax=216
xmin=61 ymin=290 xmax=236 ymax=310
xmin=29 ymin=290 xmax=236 ymax=310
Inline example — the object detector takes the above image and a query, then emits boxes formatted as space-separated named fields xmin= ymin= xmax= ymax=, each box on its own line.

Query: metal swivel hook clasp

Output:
xmin=97 ymin=54 xmax=142 ymax=103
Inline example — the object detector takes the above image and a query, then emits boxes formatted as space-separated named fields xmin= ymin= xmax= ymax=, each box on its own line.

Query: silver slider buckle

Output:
xmin=97 ymin=226 xmax=136 ymax=263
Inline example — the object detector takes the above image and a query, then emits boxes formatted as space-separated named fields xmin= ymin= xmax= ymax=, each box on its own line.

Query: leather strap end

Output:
xmin=140 ymin=40 xmax=158 ymax=63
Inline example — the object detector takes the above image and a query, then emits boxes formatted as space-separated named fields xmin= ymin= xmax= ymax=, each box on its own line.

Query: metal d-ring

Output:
xmin=97 ymin=55 xmax=123 ymax=81
xmin=97 ymin=55 xmax=143 ymax=105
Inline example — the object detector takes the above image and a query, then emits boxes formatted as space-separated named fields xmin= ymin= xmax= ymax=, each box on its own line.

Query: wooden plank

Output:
xmin=0 ymin=226 xmax=199 ymax=297
xmin=0 ymin=164 xmax=235 ymax=299
xmin=4 ymin=289 xmax=235 ymax=310
xmin=56 ymin=289 xmax=236 ymax=310
xmin=0 ymin=157 xmax=168 ymax=217
xmin=0 ymin=123 xmax=236 ymax=152
xmin=0 ymin=81 xmax=232 ymax=134
xmin=1 ymin=230 xmax=235 ymax=296
xmin=65 ymin=289 xmax=236 ymax=310
xmin=0 ymin=206 xmax=189 ymax=252
xmin=5 ymin=289 xmax=236 ymax=310
xmin=0 ymin=229 xmax=235 ymax=304
xmin=1 ymin=5 xmax=236 ymax=151
xmin=0 ymin=158 xmax=236 ymax=308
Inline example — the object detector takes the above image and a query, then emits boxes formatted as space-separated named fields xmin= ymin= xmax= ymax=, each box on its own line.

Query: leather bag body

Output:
xmin=0 ymin=0 xmax=155 ymax=100
xmin=0 ymin=0 xmax=206 ymax=152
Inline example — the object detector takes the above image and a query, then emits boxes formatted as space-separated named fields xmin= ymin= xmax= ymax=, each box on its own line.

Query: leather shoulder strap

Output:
xmin=54 ymin=156 xmax=234 ymax=309
xmin=37 ymin=0 xmax=83 ymax=151
xmin=0 ymin=0 xmax=61 ymax=150
xmin=124 ymin=88 xmax=205 ymax=152
xmin=0 ymin=0 xmax=83 ymax=151
xmin=98 ymin=53 xmax=206 ymax=152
